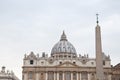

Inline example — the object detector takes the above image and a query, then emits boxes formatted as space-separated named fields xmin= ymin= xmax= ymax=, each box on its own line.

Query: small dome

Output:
xmin=51 ymin=31 xmax=76 ymax=55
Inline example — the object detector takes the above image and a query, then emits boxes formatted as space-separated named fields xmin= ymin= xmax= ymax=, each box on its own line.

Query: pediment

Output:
xmin=25 ymin=52 xmax=37 ymax=60
xmin=56 ymin=61 xmax=79 ymax=67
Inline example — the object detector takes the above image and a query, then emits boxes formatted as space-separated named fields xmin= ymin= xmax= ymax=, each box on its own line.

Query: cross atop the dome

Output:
xmin=60 ymin=31 xmax=68 ymax=41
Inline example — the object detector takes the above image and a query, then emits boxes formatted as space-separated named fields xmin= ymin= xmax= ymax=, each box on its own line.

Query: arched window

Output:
xmin=63 ymin=47 xmax=66 ymax=52
xmin=48 ymin=72 xmax=54 ymax=80
xmin=59 ymin=72 xmax=63 ymax=80
xmin=40 ymin=73 xmax=44 ymax=80
xmin=81 ymin=72 xmax=88 ymax=80
xmin=73 ymin=72 xmax=76 ymax=80
xmin=58 ymin=47 xmax=61 ymax=52
xmin=28 ymin=72 xmax=33 ymax=79
xmin=65 ymin=72 xmax=71 ymax=80
xmin=91 ymin=73 xmax=95 ymax=80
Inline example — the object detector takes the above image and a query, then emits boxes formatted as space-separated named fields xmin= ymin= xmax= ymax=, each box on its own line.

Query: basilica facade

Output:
xmin=22 ymin=22 xmax=113 ymax=80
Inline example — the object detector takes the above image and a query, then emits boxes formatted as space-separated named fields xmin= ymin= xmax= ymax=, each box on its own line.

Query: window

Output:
xmin=58 ymin=47 xmax=61 ymax=52
xmin=65 ymin=72 xmax=71 ymax=80
xmin=48 ymin=72 xmax=54 ymax=80
xmin=28 ymin=72 xmax=33 ymax=79
xmin=30 ymin=60 xmax=34 ymax=65
xmin=41 ymin=73 xmax=44 ymax=79
xmin=73 ymin=55 xmax=76 ymax=58
xmin=41 ymin=61 xmax=44 ymax=65
xmin=82 ymin=59 xmax=86 ymax=64
xmin=73 ymin=73 xmax=76 ymax=80
xmin=91 ymin=73 xmax=94 ymax=80
xmin=91 ymin=62 xmax=94 ymax=65
xmin=92 ymin=73 xmax=94 ymax=76
xmin=63 ymin=47 xmax=65 ymax=52
xmin=73 ymin=62 xmax=76 ymax=64
xmin=81 ymin=72 xmax=88 ymax=80
xmin=59 ymin=72 xmax=63 ymax=80
xmin=60 ymin=62 xmax=62 ymax=64
xmin=64 ymin=55 xmax=67 ymax=57
xmin=103 ymin=61 xmax=105 ymax=65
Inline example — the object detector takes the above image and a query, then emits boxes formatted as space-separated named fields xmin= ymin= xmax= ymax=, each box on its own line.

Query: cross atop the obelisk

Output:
xmin=96 ymin=13 xmax=99 ymax=25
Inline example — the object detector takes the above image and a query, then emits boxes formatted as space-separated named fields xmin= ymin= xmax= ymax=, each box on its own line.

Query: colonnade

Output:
xmin=45 ymin=72 xmax=89 ymax=80
xmin=23 ymin=71 xmax=91 ymax=80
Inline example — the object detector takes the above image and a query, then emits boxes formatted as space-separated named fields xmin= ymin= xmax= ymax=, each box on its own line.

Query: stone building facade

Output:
xmin=22 ymin=22 xmax=112 ymax=80
xmin=0 ymin=66 xmax=19 ymax=80
xmin=112 ymin=63 xmax=120 ymax=80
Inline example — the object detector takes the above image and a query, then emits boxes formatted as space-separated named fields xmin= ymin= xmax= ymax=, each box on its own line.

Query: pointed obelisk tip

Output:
xmin=96 ymin=13 xmax=99 ymax=25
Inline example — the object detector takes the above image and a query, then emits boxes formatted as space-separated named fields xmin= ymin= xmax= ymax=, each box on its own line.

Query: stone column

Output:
xmin=57 ymin=72 xmax=59 ymax=80
xmin=88 ymin=73 xmax=90 ymax=80
xmin=71 ymin=72 xmax=73 ymax=80
xmin=77 ymin=72 xmax=78 ymax=80
xmin=33 ymin=72 xmax=36 ymax=80
xmin=23 ymin=73 xmax=27 ymax=80
xmin=54 ymin=72 xmax=56 ymax=80
xmin=80 ymin=73 xmax=81 ymax=80
xmin=78 ymin=72 xmax=80 ymax=80
xmin=108 ymin=75 xmax=111 ymax=80
xmin=36 ymin=73 xmax=39 ymax=80
xmin=63 ymin=72 xmax=64 ymax=80
xmin=46 ymin=72 xmax=48 ymax=80
xmin=55 ymin=72 xmax=57 ymax=80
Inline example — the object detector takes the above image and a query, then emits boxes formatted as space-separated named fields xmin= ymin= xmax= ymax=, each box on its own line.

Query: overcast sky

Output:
xmin=0 ymin=0 xmax=120 ymax=79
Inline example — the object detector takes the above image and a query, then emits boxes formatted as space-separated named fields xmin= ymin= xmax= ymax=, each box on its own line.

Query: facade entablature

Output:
xmin=23 ymin=51 xmax=111 ymax=67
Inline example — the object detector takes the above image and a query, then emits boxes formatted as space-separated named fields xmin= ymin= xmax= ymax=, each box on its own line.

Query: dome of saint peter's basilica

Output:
xmin=51 ymin=31 xmax=77 ymax=58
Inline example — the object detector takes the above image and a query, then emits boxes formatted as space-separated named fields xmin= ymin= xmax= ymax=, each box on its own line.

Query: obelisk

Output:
xmin=95 ymin=14 xmax=104 ymax=80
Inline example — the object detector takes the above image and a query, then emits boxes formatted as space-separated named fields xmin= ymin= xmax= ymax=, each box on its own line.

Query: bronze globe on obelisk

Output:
xmin=95 ymin=14 xmax=104 ymax=80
